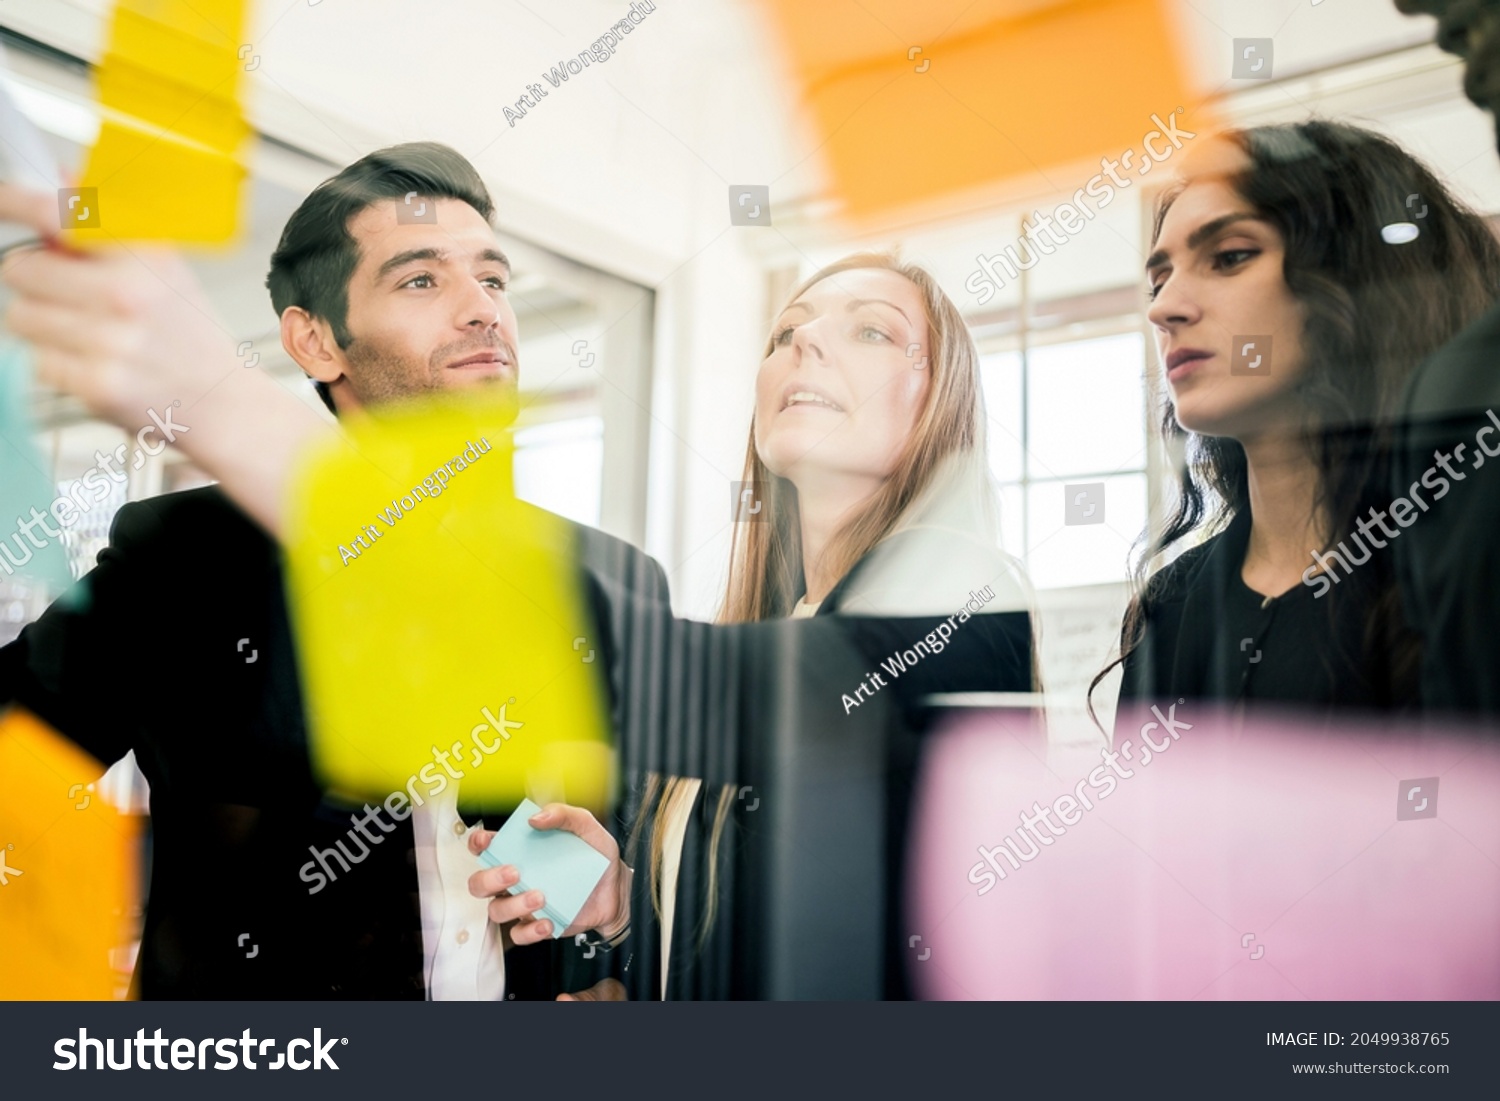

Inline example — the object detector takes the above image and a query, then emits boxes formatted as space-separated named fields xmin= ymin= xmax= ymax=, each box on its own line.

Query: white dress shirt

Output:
xmin=410 ymin=785 xmax=507 ymax=1000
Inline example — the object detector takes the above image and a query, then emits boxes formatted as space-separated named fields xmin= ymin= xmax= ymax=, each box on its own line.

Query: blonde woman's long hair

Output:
xmin=636 ymin=252 xmax=990 ymax=950
xmin=724 ymin=253 xmax=984 ymax=621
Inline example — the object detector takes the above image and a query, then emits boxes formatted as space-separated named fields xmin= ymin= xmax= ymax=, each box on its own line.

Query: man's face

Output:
xmin=333 ymin=197 xmax=519 ymax=412
xmin=1396 ymin=1 xmax=1500 ymax=143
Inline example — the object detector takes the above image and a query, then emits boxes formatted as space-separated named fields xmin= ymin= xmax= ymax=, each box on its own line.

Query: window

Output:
xmin=514 ymin=416 xmax=605 ymax=527
xmin=980 ymin=329 xmax=1150 ymax=589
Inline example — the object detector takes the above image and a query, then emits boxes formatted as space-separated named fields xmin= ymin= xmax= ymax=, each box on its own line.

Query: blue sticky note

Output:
xmin=477 ymin=798 xmax=610 ymax=938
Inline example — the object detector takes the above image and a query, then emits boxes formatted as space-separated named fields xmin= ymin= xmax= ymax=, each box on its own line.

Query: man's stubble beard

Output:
xmin=341 ymin=333 xmax=520 ymax=414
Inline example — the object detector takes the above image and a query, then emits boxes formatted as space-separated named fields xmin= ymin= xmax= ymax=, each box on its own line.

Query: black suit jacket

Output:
xmin=1394 ymin=301 xmax=1500 ymax=717
xmin=0 ymin=486 xmax=671 ymax=999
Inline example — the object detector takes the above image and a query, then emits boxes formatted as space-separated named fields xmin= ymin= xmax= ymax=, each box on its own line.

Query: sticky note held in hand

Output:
xmin=478 ymin=798 xmax=611 ymax=938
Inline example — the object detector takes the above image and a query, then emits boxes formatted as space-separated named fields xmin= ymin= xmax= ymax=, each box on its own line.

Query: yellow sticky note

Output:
xmin=66 ymin=0 xmax=251 ymax=245
xmin=0 ymin=708 xmax=140 ymax=1000
xmin=285 ymin=392 xmax=613 ymax=813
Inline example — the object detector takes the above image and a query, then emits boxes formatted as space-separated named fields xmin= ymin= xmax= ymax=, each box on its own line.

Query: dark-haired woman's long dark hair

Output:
xmin=1090 ymin=120 xmax=1500 ymax=724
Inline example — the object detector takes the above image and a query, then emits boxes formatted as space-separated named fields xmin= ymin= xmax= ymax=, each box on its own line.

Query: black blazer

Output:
xmin=819 ymin=565 xmax=1033 ymax=715
xmin=825 ymin=550 xmax=1034 ymax=1001
xmin=0 ymin=486 xmax=671 ymax=999
xmin=632 ymin=543 xmax=1036 ymax=1001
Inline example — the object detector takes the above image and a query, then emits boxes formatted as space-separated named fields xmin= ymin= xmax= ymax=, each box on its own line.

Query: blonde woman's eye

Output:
xmin=772 ymin=325 xmax=795 ymax=346
xmin=860 ymin=326 xmax=891 ymax=342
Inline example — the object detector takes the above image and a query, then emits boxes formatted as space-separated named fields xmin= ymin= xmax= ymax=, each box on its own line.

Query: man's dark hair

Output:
xmin=266 ymin=142 xmax=496 ymax=414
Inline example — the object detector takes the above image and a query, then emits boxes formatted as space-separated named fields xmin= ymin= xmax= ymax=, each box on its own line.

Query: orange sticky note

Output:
xmin=0 ymin=708 xmax=139 ymax=1000
xmin=756 ymin=0 xmax=1206 ymax=218
xmin=284 ymin=392 xmax=613 ymax=813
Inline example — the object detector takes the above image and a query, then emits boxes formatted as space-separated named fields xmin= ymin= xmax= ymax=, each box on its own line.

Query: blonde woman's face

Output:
xmin=754 ymin=268 xmax=932 ymax=491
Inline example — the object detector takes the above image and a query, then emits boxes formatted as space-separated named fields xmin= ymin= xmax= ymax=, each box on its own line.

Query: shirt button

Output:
xmin=452 ymin=820 xmax=467 ymax=836
xmin=456 ymin=929 xmax=470 ymax=945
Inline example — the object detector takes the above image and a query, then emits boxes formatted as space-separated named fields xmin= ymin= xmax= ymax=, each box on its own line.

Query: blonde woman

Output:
xmin=637 ymin=253 xmax=1035 ymax=999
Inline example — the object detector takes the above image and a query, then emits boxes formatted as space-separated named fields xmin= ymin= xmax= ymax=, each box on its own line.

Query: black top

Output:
xmin=1118 ymin=507 xmax=1415 ymax=731
xmin=1394 ymin=300 xmax=1500 ymax=718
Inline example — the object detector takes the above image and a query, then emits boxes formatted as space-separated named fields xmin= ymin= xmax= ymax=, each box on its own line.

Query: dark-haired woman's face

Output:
xmin=1146 ymin=171 xmax=1306 ymax=440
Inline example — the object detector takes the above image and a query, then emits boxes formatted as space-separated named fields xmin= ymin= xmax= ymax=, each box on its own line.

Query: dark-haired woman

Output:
xmin=1098 ymin=121 xmax=1500 ymax=728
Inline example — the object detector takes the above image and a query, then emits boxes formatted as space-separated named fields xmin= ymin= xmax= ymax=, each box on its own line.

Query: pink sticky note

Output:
xmin=907 ymin=705 xmax=1500 ymax=1000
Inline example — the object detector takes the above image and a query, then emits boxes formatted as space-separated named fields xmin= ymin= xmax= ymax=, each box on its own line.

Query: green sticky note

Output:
xmin=0 ymin=342 xmax=72 ymax=594
xmin=477 ymin=798 xmax=611 ymax=938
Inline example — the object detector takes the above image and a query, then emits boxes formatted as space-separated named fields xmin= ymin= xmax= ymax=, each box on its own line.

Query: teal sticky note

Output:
xmin=0 ymin=341 xmax=72 ymax=594
xmin=477 ymin=797 xmax=610 ymax=938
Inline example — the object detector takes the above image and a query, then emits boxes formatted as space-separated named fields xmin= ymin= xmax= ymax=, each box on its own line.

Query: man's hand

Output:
xmin=0 ymin=182 xmax=333 ymax=536
xmin=466 ymin=802 xmax=631 ymax=947
xmin=557 ymin=979 xmax=626 ymax=1002
xmin=0 ymin=184 xmax=238 ymax=426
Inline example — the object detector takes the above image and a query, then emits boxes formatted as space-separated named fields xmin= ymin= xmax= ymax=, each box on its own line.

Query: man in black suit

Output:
xmin=0 ymin=143 xmax=667 ymax=998
xmin=1390 ymin=1 xmax=1500 ymax=716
